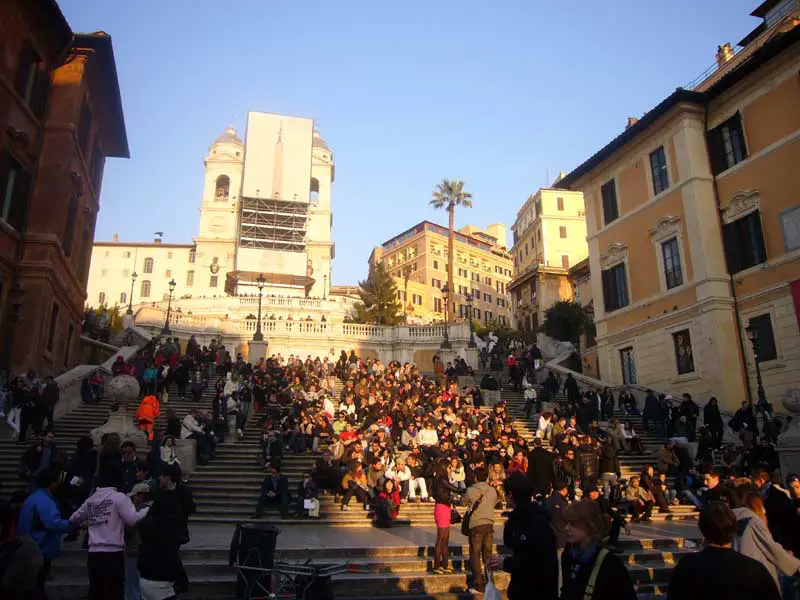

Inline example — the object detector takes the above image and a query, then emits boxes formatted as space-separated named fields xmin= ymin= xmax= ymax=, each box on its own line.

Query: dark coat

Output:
xmin=666 ymin=546 xmax=780 ymax=600
xmin=560 ymin=543 xmax=637 ymax=600
xmin=137 ymin=488 xmax=185 ymax=582
xmin=502 ymin=502 xmax=558 ymax=600
xmin=544 ymin=492 xmax=569 ymax=549
xmin=526 ymin=447 xmax=554 ymax=492
xmin=763 ymin=484 xmax=794 ymax=550
xmin=598 ymin=445 xmax=620 ymax=476
xmin=703 ymin=403 xmax=723 ymax=428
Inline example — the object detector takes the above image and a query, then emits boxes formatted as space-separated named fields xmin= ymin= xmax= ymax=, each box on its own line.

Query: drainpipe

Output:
xmin=702 ymin=103 xmax=754 ymax=405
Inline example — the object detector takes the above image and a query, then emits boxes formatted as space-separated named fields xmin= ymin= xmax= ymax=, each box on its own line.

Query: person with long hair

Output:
xmin=558 ymin=500 xmax=637 ymax=600
xmin=430 ymin=460 xmax=460 ymax=574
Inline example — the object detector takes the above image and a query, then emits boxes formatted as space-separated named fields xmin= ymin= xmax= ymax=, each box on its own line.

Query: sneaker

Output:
xmin=443 ymin=566 xmax=455 ymax=574
xmin=468 ymin=587 xmax=483 ymax=595
xmin=432 ymin=567 xmax=446 ymax=575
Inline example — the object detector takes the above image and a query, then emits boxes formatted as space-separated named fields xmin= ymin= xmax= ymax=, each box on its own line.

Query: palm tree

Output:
xmin=429 ymin=179 xmax=472 ymax=322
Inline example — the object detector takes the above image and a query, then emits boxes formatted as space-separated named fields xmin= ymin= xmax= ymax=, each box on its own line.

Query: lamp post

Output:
xmin=127 ymin=271 xmax=138 ymax=315
xmin=323 ymin=274 xmax=327 ymax=300
xmin=440 ymin=284 xmax=451 ymax=349
xmin=253 ymin=273 xmax=266 ymax=341
xmin=745 ymin=323 xmax=767 ymax=408
xmin=466 ymin=293 xmax=477 ymax=348
xmin=161 ymin=278 xmax=176 ymax=335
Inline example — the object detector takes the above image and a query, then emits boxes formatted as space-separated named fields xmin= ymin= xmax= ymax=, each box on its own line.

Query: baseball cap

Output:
xmin=128 ymin=482 xmax=151 ymax=497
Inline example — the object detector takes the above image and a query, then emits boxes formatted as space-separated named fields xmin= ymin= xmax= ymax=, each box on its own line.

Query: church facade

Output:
xmin=87 ymin=112 xmax=335 ymax=311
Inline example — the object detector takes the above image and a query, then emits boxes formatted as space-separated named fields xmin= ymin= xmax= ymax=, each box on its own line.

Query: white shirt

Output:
xmin=417 ymin=428 xmax=438 ymax=447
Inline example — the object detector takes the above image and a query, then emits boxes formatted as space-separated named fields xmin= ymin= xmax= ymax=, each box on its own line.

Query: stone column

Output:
xmin=248 ymin=340 xmax=268 ymax=364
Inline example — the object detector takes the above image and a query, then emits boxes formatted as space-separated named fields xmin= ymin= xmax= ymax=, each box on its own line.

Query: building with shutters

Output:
xmin=0 ymin=0 xmax=129 ymax=375
xmin=368 ymin=221 xmax=514 ymax=326
xmin=555 ymin=1 xmax=800 ymax=411
xmin=508 ymin=185 xmax=588 ymax=334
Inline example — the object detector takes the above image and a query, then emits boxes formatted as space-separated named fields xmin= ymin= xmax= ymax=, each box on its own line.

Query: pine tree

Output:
xmin=354 ymin=263 xmax=404 ymax=325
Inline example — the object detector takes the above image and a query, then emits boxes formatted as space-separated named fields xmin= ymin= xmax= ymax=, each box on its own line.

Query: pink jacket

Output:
xmin=70 ymin=487 xmax=149 ymax=552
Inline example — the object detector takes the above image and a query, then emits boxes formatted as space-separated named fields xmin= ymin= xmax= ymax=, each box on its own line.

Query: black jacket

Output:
xmin=137 ymin=489 xmax=186 ymax=582
xmin=501 ymin=501 xmax=558 ymax=600
xmin=763 ymin=484 xmax=794 ymax=550
xmin=598 ymin=445 xmax=619 ymax=476
xmin=545 ymin=492 xmax=569 ymax=549
xmin=560 ymin=542 xmax=637 ymax=600
xmin=431 ymin=475 xmax=459 ymax=505
xmin=526 ymin=447 xmax=554 ymax=492
xmin=667 ymin=546 xmax=780 ymax=600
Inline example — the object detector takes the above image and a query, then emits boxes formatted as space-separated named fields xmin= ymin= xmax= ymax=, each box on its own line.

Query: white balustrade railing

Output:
xmin=135 ymin=306 xmax=470 ymax=344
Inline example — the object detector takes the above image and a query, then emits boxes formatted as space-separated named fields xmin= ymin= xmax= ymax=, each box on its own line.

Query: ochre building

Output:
xmin=369 ymin=221 xmax=513 ymax=325
xmin=557 ymin=3 xmax=800 ymax=411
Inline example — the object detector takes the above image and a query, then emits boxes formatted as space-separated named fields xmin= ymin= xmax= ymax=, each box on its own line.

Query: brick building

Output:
xmin=0 ymin=0 xmax=128 ymax=375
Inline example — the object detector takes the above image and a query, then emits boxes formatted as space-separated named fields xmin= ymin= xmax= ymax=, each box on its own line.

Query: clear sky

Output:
xmin=59 ymin=0 xmax=758 ymax=285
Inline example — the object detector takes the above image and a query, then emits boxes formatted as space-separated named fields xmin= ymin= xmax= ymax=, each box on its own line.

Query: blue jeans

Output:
xmin=125 ymin=555 xmax=140 ymax=600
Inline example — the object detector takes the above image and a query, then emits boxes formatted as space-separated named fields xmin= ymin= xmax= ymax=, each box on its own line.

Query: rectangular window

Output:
xmin=433 ymin=297 xmax=442 ymax=313
xmin=620 ymin=347 xmax=637 ymax=384
xmin=661 ymin=237 xmax=684 ymax=289
xmin=557 ymin=197 xmax=564 ymax=211
xmin=649 ymin=146 xmax=669 ymax=195
xmin=210 ymin=275 xmax=218 ymax=288
xmin=672 ymin=329 xmax=695 ymax=374
xmin=431 ymin=278 xmax=440 ymax=288
xmin=485 ymin=311 xmax=493 ymax=322
xmin=143 ymin=258 xmax=154 ymax=273
xmin=601 ymin=263 xmax=629 ymax=312
xmin=723 ymin=211 xmax=767 ymax=274
xmin=458 ymin=268 xmax=467 ymax=278
xmin=47 ymin=303 xmax=59 ymax=353
xmin=472 ymin=288 xmax=480 ymax=300
xmin=779 ymin=206 xmax=800 ymax=252
xmin=561 ymin=255 xmax=570 ymax=269
xmin=485 ymin=276 xmax=492 ymax=286
xmin=748 ymin=314 xmax=777 ymax=362
xmin=120 ymin=292 xmax=127 ymax=305
xmin=601 ymin=179 xmax=619 ymax=224
xmin=559 ymin=226 xmax=567 ymax=238
xmin=474 ymin=309 xmax=481 ymax=320
xmin=708 ymin=113 xmax=747 ymax=174
xmin=124 ymin=251 xmax=131 ymax=258
xmin=0 ymin=155 xmax=33 ymax=232
xmin=412 ymin=293 xmax=422 ymax=305
xmin=433 ymin=259 xmax=439 ymax=270
xmin=186 ymin=270 xmax=194 ymax=286
xmin=98 ymin=292 xmax=106 ymax=305
xmin=15 ymin=42 xmax=49 ymax=118
xmin=140 ymin=280 xmax=151 ymax=297
xmin=167 ymin=252 xmax=173 ymax=259
xmin=165 ymin=269 xmax=172 ymax=278
xmin=64 ymin=323 xmax=74 ymax=366
xmin=188 ymin=248 xmax=196 ymax=263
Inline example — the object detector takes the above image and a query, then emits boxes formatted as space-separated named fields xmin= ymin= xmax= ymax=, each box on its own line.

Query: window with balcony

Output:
xmin=601 ymin=179 xmax=619 ymax=224
xmin=708 ymin=113 xmax=747 ymax=174
xmin=650 ymin=146 xmax=669 ymax=195
xmin=601 ymin=263 xmax=629 ymax=312
xmin=723 ymin=211 xmax=766 ymax=274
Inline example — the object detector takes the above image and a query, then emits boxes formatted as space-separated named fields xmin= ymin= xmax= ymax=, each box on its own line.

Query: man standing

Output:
xmin=667 ymin=502 xmax=780 ymax=600
xmin=752 ymin=469 xmax=794 ymax=550
xmin=486 ymin=473 xmax=558 ymax=600
xmin=463 ymin=468 xmax=497 ymax=595
xmin=598 ymin=439 xmax=621 ymax=500
xmin=545 ymin=480 xmax=569 ymax=592
xmin=526 ymin=438 xmax=554 ymax=498
xmin=17 ymin=468 xmax=75 ymax=600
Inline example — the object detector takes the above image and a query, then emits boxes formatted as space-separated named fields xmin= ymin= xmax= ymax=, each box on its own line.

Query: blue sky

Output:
xmin=60 ymin=0 xmax=758 ymax=285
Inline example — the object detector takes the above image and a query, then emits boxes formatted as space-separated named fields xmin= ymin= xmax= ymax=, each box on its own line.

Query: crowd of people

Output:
xmin=2 ymin=331 xmax=799 ymax=600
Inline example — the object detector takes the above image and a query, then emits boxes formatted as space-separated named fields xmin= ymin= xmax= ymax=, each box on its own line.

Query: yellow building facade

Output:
xmin=557 ymin=7 xmax=800 ymax=411
xmin=508 ymin=187 xmax=588 ymax=332
xmin=369 ymin=221 xmax=514 ymax=325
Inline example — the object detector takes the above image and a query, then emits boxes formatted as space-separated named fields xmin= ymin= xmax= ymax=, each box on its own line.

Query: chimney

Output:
xmin=716 ymin=43 xmax=734 ymax=67
xmin=154 ymin=238 xmax=162 ymax=244
xmin=112 ymin=233 xmax=119 ymax=242
xmin=625 ymin=116 xmax=639 ymax=130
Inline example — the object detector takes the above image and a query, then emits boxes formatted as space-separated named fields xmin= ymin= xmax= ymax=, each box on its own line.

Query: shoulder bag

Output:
xmin=461 ymin=488 xmax=484 ymax=536
xmin=583 ymin=547 xmax=609 ymax=600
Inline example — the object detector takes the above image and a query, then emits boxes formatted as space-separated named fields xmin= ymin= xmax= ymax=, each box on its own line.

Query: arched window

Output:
xmin=215 ymin=175 xmax=230 ymax=202
xmin=143 ymin=257 xmax=154 ymax=273
xmin=310 ymin=177 xmax=319 ymax=203
xmin=140 ymin=280 xmax=151 ymax=298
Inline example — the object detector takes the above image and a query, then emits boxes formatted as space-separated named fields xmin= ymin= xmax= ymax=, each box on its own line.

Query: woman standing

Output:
xmin=704 ymin=397 xmax=724 ymax=449
xmin=559 ymin=500 xmax=637 ymax=600
xmin=431 ymin=461 xmax=460 ymax=574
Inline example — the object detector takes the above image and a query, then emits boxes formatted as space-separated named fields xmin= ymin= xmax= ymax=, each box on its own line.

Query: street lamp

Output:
xmin=440 ymin=284 xmax=452 ymax=349
xmin=466 ymin=293 xmax=477 ymax=348
xmin=161 ymin=278 xmax=176 ymax=335
xmin=127 ymin=271 xmax=138 ymax=315
xmin=253 ymin=273 xmax=266 ymax=341
xmin=745 ymin=323 xmax=767 ymax=408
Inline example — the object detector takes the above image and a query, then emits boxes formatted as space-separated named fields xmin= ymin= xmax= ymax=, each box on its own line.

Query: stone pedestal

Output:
xmin=482 ymin=390 xmax=502 ymax=406
xmin=91 ymin=375 xmax=147 ymax=448
xmin=464 ymin=347 xmax=479 ymax=370
xmin=249 ymin=340 xmax=268 ymax=364
xmin=175 ymin=438 xmax=197 ymax=475
xmin=457 ymin=376 xmax=475 ymax=389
